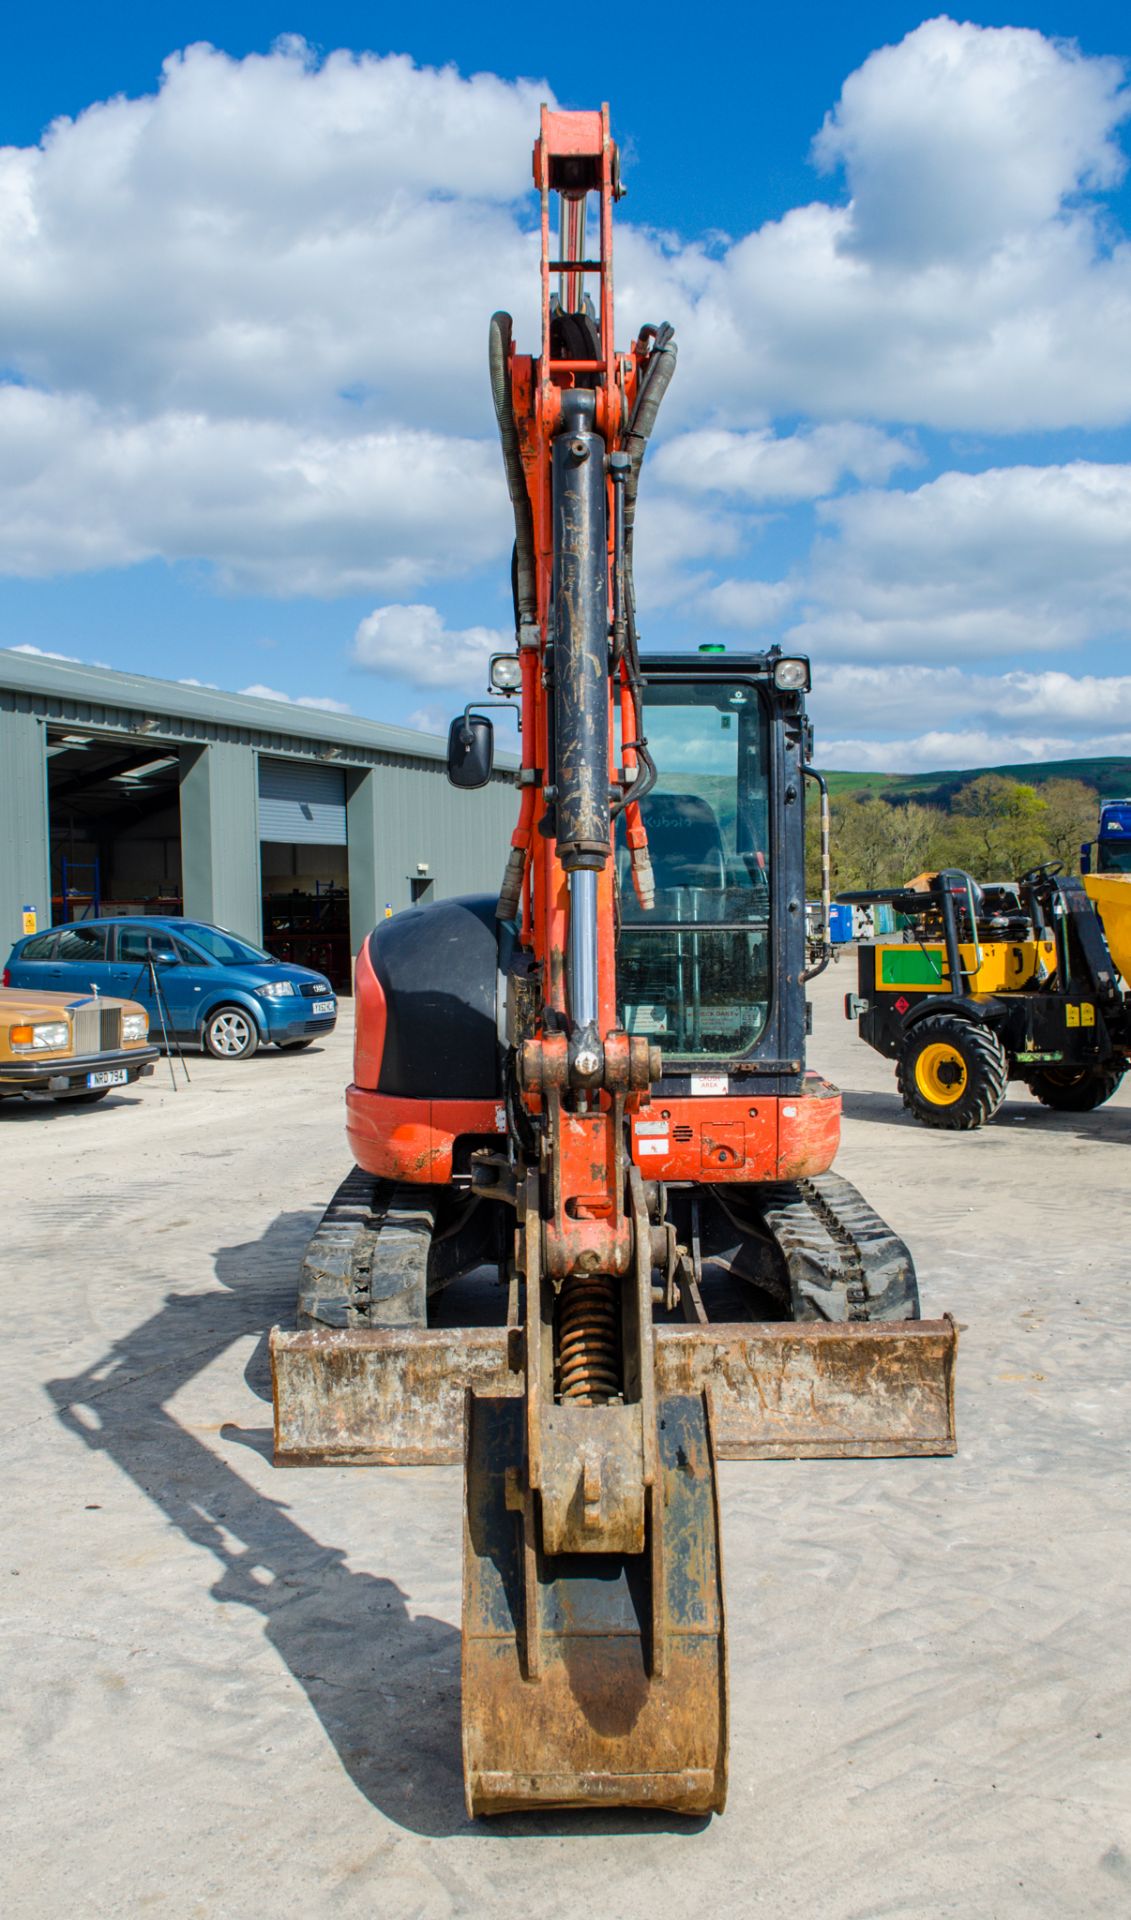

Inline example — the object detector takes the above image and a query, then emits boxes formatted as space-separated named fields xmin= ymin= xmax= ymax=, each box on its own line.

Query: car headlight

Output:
xmin=10 ymin=1021 xmax=69 ymax=1052
xmin=255 ymin=981 xmax=297 ymax=1000
xmin=122 ymin=1012 xmax=149 ymax=1043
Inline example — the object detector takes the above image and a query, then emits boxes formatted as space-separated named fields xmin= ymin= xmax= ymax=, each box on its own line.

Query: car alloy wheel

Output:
xmin=204 ymin=1008 xmax=259 ymax=1059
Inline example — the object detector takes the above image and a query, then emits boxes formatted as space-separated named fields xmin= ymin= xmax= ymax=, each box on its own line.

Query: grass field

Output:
xmin=822 ymin=755 xmax=1131 ymax=806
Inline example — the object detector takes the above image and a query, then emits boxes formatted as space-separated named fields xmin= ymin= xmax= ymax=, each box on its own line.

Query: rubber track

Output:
xmin=754 ymin=1172 xmax=920 ymax=1323
xmin=297 ymin=1166 xmax=436 ymax=1328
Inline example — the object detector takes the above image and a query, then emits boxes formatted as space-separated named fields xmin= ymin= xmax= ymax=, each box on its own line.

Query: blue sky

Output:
xmin=2 ymin=6 xmax=1130 ymax=768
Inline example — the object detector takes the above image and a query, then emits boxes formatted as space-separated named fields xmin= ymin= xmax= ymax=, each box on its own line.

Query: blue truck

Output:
xmin=1081 ymin=800 xmax=1131 ymax=875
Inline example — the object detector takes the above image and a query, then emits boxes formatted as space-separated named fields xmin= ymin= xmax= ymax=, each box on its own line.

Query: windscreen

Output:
xmin=181 ymin=924 xmax=274 ymax=965
xmin=1098 ymin=843 xmax=1131 ymax=873
xmin=616 ymin=680 xmax=771 ymax=1060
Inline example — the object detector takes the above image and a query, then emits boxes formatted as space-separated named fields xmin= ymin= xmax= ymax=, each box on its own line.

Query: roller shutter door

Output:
xmin=258 ymin=757 xmax=347 ymax=845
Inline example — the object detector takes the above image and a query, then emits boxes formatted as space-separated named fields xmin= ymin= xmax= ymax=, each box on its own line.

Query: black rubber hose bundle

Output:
xmin=489 ymin=311 xmax=537 ymax=633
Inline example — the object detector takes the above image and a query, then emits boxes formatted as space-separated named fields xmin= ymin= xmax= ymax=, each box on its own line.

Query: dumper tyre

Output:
xmin=1025 ymin=1064 xmax=1125 ymax=1112
xmin=896 ymin=1014 xmax=1007 ymax=1130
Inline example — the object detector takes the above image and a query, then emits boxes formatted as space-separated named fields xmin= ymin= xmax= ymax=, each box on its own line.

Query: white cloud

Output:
xmin=819 ymin=726 xmax=1131 ymax=774
xmin=813 ymin=16 xmax=1128 ymax=267
xmin=699 ymin=577 xmax=798 ymax=630
xmin=7 ymin=641 xmax=80 ymax=661
xmin=0 ymin=40 xmax=545 ymax=433
xmin=404 ymin=704 xmax=451 ymax=736
xmin=811 ymin=663 xmax=1131 ymax=737
xmin=630 ymin=491 xmax=743 ymax=610
xmin=239 ymin=682 xmax=351 ymax=713
xmin=652 ymin=423 xmax=917 ymax=502
xmin=629 ymin=20 xmax=1131 ymax=435
xmin=789 ymin=461 xmax=1131 ymax=658
xmin=0 ymin=387 xmax=507 ymax=592
xmin=351 ymin=603 xmax=508 ymax=688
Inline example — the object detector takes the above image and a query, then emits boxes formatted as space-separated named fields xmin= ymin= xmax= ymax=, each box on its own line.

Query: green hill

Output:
xmin=821 ymin=756 xmax=1131 ymax=809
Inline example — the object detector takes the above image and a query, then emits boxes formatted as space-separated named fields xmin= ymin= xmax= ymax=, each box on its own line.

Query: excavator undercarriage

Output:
xmin=269 ymin=103 xmax=957 ymax=1816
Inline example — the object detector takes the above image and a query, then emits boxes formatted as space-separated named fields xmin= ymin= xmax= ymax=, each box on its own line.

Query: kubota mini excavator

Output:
xmin=270 ymin=105 xmax=957 ymax=1816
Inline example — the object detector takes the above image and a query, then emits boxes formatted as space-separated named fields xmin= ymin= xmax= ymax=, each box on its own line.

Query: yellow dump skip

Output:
xmin=1084 ymin=874 xmax=1131 ymax=987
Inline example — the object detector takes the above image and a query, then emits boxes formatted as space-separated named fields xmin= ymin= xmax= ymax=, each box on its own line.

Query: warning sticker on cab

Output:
xmin=690 ymin=1074 xmax=728 ymax=1096
xmin=636 ymin=1138 xmax=670 ymax=1156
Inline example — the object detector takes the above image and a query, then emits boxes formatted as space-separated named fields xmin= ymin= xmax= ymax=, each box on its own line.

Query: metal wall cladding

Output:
xmin=258 ymin=757 xmax=347 ymax=845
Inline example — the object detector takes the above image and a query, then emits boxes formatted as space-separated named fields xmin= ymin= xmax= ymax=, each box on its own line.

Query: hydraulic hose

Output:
xmin=616 ymin=321 xmax=677 ymax=817
xmin=489 ymin=312 xmax=537 ymax=631
xmin=623 ymin=321 xmax=677 ymax=568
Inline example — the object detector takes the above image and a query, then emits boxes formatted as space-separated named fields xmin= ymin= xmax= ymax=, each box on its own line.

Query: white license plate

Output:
xmin=311 ymin=999 xmax=335 ymax=1016
xmin=87 ymin=1067 xmax=129 ymax=1088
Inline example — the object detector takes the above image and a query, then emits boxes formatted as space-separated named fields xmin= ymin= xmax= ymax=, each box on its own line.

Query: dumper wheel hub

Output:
xmin=915 ymin=1042 xmax=967 ymax=1104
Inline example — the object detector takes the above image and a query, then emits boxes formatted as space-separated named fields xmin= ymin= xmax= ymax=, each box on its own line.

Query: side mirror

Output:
xmin=446 ymin=711 xmax=494 ymax=790
xmin=149 ymin=944 xmax=177 ymax=966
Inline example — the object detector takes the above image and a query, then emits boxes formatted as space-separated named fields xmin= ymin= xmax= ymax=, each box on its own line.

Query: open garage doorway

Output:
xmin=46 ymin=728 xmax=183 ymax=922
xmin=258 ymin=757 xmax=351 ymax=993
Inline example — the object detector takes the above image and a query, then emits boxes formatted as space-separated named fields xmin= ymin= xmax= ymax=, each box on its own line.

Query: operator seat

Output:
xmin=636 ymin=791 xmax=726 ymax=894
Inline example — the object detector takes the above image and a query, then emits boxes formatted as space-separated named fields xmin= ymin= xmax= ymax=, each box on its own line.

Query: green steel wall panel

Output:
xmin=0 ymin=706 xmax=51 ymax=948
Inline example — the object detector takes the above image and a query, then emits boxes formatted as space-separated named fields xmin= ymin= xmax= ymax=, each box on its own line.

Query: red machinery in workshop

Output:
xmin=271 ymin=104 xmax=956 ymax=1817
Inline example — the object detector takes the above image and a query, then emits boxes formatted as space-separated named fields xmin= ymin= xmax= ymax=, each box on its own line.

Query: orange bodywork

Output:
xmin=347 ymin=1077 xmax=841 ymax=1188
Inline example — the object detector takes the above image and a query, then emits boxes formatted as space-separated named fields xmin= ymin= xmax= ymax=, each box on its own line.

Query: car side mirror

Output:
xmin=446 ymin=710 xmax=494 ymax=790
xmin=149 ymin=945 xmax=178 ymax=966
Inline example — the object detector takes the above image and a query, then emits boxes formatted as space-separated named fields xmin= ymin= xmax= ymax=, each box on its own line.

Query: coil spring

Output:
xmin=557 ymin=1274 xmax=620 ymax=1404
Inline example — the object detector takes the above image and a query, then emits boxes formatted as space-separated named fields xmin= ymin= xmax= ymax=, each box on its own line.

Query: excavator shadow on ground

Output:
xmin=45 ymin=1208 xmax=709 ymax=1839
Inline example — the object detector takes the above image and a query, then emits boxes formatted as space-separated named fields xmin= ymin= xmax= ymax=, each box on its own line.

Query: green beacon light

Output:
xmin=698 ymin=643 xmax=727 ymax=653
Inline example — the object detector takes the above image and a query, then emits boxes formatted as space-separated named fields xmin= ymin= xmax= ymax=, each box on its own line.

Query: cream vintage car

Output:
xmin=0 ymin=986 xmax=159 ymax=1104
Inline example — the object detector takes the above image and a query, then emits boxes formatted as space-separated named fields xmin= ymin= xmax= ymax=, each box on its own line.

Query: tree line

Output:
xmin=807 ymin=774 xmax=1099 ymax=898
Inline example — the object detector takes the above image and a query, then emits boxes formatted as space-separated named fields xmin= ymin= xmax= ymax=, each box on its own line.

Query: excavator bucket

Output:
xmin=461 ymin=1389 xmax=727 ymax=1816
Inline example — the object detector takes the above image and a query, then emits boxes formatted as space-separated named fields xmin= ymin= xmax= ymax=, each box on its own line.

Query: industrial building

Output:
xmin=0 ymin=650 xmax=516 ymax=991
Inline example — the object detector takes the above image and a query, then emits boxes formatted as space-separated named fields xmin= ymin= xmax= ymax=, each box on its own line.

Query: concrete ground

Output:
xmin=2 ymin=959 xmax=1129 ymax=1920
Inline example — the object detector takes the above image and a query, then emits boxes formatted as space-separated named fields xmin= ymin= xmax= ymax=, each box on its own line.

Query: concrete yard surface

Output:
xmin=2 ymin=960 xmax=1130 ymax=1919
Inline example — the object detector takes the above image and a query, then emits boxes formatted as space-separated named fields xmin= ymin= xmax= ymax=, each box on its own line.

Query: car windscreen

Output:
xmin=179 ymin=924 xmax=275 ymax=965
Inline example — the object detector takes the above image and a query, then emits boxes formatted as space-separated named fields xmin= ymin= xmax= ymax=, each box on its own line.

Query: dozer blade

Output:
xmin=271 ymin=1318 xmax=957 ymax=1466
xmin=461 ymin=1389 xmax=727 ymax=1816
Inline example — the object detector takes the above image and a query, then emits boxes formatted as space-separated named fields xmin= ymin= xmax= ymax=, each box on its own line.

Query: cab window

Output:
xmin=616 ymin=679 xmax=771 ymax=1061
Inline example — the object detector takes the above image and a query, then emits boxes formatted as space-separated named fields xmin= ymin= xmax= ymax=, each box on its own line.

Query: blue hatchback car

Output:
xmin=4 ymin=918 xmax=338 ymax=1059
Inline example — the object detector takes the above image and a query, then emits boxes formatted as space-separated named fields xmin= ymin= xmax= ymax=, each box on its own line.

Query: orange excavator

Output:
xmin=271 ymin=106 xmax=957 ymax=1816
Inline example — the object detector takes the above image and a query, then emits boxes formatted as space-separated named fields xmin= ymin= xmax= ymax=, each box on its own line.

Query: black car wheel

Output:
xmin=896 ymin=1014 xmax=1008 ymax=1130
xmin=202 ymin=1006 xmax=259 ymax=1059
xmin=1025 ymin=1064 xmax=1124 ymax=1112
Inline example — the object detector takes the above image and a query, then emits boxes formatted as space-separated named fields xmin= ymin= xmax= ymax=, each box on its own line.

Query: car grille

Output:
xmin=299 ymin=981 xmax=332 ymax=999
xmin=72 ymin=1004 xmax=122 ymax=1054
